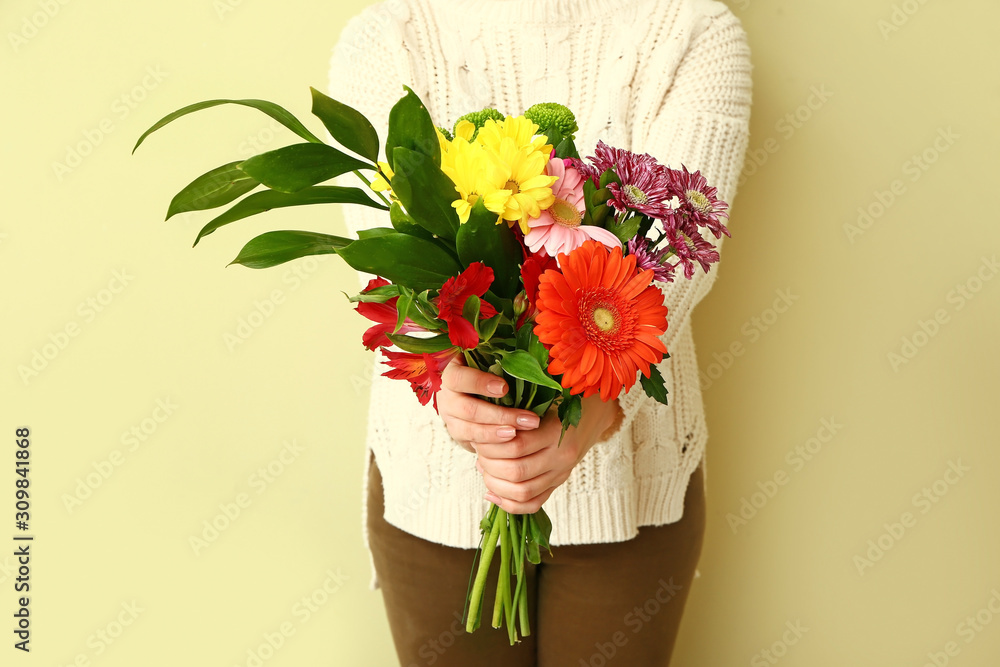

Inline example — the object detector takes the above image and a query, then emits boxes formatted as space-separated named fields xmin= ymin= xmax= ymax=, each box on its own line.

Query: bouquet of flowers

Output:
xmin=134 ymin=85 xmax=729 ymax=644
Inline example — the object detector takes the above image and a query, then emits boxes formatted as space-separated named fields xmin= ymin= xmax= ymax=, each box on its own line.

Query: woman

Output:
xmin=328 ymin=0 xmax=752 ymax=664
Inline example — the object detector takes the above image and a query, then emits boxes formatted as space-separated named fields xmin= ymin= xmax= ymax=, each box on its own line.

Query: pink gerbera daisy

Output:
xmin=525 ymin=157 xmax=621 ymax=260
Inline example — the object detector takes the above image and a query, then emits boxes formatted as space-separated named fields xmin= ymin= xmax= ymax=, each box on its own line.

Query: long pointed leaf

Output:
xmin=166 ymin=161 xmax=258 ymax=220
xmin=335 ymin=232 xmax=461 ymax=292
xmin=194 ymin=185 xmax=386 ymax=245
xmin=237 ymin=143 xmax=372 ymax=194
xmin=228 ymin=230 xmax=351 ymax=269
xmin=499 ymin=350 xmax=563 ymax=391
xmin=384 ymin=333 xmax=453 ymax=354
xmin=309 ymin=87 xmax=379 ymax=163
xmin=385 ymin=86 xmax=441 ymax=170
xmin=133 ymin=98 xmax=322 ymax=153
xmin=391 ymin=147 xmax=459 ymax=241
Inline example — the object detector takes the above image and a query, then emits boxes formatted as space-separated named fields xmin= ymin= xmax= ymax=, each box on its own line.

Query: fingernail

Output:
xmin=487 ymin=380 xmax=506 ymax=396
xmin=497 ymin=426 xmax=515 ymax=438
xmin=516 ymin=415 xmax=540 ymax=428
xmin=485 ymin=492 xmax=502 ymax=507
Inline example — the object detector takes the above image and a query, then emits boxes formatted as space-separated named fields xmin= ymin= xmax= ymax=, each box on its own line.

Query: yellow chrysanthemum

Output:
xmin=476 ymin=116 xmax=551 ymax=156
xmin=440 ymin=138 xmax=510 ymax=224
xmin=482 ymin=139 xmax=557 ymax=234
xmin=435 ymin=128 xmax=451 ymax=156
xmin=469 ymin=115 xmax=557 ymax=233
xmin=454 ymin=120 xmax=476 ymax=142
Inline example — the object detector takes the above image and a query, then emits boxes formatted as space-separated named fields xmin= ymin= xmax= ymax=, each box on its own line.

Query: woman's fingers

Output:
xmin=441 ymin=362 xmax=508 ymax=399
xmin=444 ymin=395 xmax=540 ymax=430
xmin=441 ymin=416 xmax=521 ymax=446
xmin=483 ymin=475 xmax=558 ymax=514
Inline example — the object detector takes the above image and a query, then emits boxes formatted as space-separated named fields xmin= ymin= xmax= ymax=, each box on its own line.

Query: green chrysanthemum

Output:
xmin=524 ymin=102 xmax=578 ymax=141
xmin=453 ymin=107 xmax=505 ymax=141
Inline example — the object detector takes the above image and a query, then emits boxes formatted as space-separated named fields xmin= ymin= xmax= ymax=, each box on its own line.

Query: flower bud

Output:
xmin=513 ymin=291 xmax=529 ymax=318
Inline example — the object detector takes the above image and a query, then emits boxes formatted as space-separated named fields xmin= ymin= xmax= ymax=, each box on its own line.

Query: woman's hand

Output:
xmin=474 ymin=393 xmax=622 ymax=514
xmin=438 ymin=355 xmax=542 ymax=454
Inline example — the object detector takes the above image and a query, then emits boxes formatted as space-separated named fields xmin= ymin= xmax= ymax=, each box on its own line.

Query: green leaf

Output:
xmin=394 ymin=288 xmax=414 ymax=334
xmin=384 ymin=333 xmax=453 ymax=354
xmin=404 ymin=292 xmax=442 ymax=330
xmin=389 ymin=200 xmax=435 ymax=241
xmin=591 ymin=203 xmax=610 ymax=227
xmin=391 ymin=147 xmax=459 ymax=241
xmin=385 ymin=86 xmax=441 ymax=170
xmin=526 ymin=539 xmax=541 ymax=565
xmin=309 ymin=87 xmax=379 ymax=163
xmin=334 ymin=232 xmax=461 ymax=292
xmin=237 ymin=143 xmax=372 ymax=194
xmin=356 ymin=227 xmax=397 ymax=240
xmin=463 ymin=294 xmax=482 ymax=331
xmin=498 ymin=350 xmax=563 ymax=392
xmin=557 ymin=392 xmax=582 ymax=431
xmin=514 ymin=323 xmax=548 ymax=366
xmin=194 ymin=185 xmax=385 ymax=246
xmin=527 ymin=389 xmax=557 ymax=417
xmin=415 ymin=290 xmax=439 ymax=315
xmin=229 ymin=230 xmax=350 ymax=269
xmin=599 ymin=168 xmax=620 ymax=188
xmin=515 ymin=324 xmax=529 ymax=351
xmin=133 ymin=98 xmax=322 ymax=154
xmin=639 ymin=362 xmax=670 ymax=406
xmin=528 ymin=510 xmax=552 ymax=552
xmin=607 ymin=214 xmax=642 ymax=245
xmin=555 ymin=135 xmax=580 ymax=161
xmin=527 ymin=331 xmax=549 ymax=368
xmin=166 ymin=161 xmax=258 ymax=220
xmin=479 ymin=314 xmax=501 ymax=342
xmin=455 ymin=198 xmax=522 ymax=299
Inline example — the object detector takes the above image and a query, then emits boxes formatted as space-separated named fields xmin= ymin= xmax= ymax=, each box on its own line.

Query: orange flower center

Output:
xmin=550 ymin=197 xmax=582 ymax=227
xmin=504 ymin=179 xmax=521 ymax=195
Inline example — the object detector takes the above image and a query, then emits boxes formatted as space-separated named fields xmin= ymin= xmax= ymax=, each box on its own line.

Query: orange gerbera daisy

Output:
xmin=533 ymin=240 xmax=669 ymax=401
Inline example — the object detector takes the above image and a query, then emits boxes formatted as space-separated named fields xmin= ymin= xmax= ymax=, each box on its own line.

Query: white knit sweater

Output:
xmin=328 ymin=0 xmax=752 ymax=589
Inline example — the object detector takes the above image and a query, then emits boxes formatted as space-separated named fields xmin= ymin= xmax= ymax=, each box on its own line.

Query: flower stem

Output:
xmin=466 ymin=509 xmax=503 ymax=633
xmin=492 ymin=509 xmax=511 ymax=629
xmin=352 ymin=169 xmax=392 ymax=207
xmin=517 ymin=514 xmax=531 ymax=637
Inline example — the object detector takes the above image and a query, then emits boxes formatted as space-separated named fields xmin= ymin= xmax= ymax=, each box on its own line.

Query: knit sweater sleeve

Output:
xmin=612 ymin=0 xmax=752 ymax=439
xmin=326 ymin=2 xmax=411 ymax=291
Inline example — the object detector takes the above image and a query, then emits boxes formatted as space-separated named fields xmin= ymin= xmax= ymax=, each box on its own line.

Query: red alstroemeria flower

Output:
xmin=381 ymin=347 xmax=460 ymax=411
xmin=355 ymin=277 xmax=425 ymax=350
xmin=517 ymin=252 xmax=560 ymax=328
xmin=435 ymin=263 xmax=498 ymax=349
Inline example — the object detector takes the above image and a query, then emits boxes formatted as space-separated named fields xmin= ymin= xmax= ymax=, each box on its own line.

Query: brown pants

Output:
xmin=367 ymin=456 xmax=706 ymax=667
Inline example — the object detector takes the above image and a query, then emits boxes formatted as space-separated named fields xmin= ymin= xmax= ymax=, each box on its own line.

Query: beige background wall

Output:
xmin=3 ymin=0 xmax=997 ymax=665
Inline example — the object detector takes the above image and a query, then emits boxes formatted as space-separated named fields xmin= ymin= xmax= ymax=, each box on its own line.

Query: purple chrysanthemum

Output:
xmin=589 ymin=141 xmax=675 ymax=219
xmin=626 ymin=237 xmax=676 ymax=283
xmin=665 ymin=226 xmax=721 ymax=280
xmin=565 ymin=156 xmax=600 ymax=185
xmin=668 ymin=165 xmax=731 ymax=239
